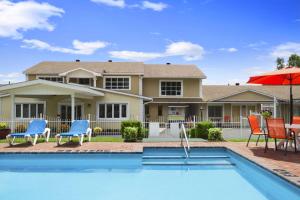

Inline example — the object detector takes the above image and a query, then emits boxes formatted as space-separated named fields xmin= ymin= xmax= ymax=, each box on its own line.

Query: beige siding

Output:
xmin=27 ymin=75 xmax=36 ymax=81
xmin=0 ymin=96 xmax=12 ymax=119
xmin=143 ymin=78 xmax=200 ymax=97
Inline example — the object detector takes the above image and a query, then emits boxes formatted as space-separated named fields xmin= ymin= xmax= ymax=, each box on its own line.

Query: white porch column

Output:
xmin=71 ymin=94 xmax=75 ymax=121
xmin=10 ymin=94 xmax=15 ymax=130
xmin=93 ymin=77 xmax=97 ymax=87
xmin=273 ymin=96 xmax=277 ymax=118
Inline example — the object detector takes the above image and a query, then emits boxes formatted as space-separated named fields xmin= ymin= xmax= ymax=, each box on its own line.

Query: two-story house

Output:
xmin=0 ymin=60 xmax=299 ymax=125
xmin=0 ymin=60 xmax=206 ymax=122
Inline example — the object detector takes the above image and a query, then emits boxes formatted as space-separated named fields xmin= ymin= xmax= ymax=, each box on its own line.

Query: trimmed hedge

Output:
xmin=121 ymin=120 xmax=143 ymax=140
xmin=123 ymin=127 xmax=138 ymax=142
xmin=208 ymin=128 xmax=223 ymax=141
xmin=196 ymin=121 xmax=214 ymax=139
xmin=189 ymin=121 xmax=214 ymax=139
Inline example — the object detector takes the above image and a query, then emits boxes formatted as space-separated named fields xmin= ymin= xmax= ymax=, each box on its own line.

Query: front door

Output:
xmin=60 ymin=105 xmax=82 ymax=120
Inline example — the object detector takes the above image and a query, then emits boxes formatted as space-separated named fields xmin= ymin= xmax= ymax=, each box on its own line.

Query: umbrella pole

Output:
xmin=290 ymin=78 xmax=293 ymax=124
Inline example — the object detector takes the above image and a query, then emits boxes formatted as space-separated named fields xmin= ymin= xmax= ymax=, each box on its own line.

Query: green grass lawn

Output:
xmin=0 ymin=136 xmax=123 ymax=143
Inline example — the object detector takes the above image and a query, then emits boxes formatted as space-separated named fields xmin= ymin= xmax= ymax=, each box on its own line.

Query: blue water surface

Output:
xmin=0 ymin=148 xmax=299 ymax=200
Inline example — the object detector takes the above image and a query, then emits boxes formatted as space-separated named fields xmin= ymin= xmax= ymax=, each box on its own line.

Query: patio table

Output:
xmin=277 ymin=124 xmax=300 ymax=151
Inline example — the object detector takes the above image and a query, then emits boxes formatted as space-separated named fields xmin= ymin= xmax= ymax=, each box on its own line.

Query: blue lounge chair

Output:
xmin=55 ymin=120 xmax=92 ymax=146
xmin=6 ymin=119 xmax=50 ymax=146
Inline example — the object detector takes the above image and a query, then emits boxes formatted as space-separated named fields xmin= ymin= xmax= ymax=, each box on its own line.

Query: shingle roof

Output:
xmin=24 ymin=62 xmax=206 ymax=78
xmin=24 ymin=61 xmax=145 ymax=75
xmin=203 ymin=85 xmax=300 ymax=101
xmin=144 ymin=64 xmax=206 ymax=78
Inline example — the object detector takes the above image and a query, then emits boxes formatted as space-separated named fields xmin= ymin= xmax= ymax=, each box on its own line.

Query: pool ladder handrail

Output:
xmin=180 ymin=124 xmax=190 ymax=158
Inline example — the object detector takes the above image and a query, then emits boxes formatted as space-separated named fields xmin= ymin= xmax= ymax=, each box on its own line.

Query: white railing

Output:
xmin=180 ymin=124 xmax=190 ymax=158
xmin=0 ymin=114 xmax=252 ymax=139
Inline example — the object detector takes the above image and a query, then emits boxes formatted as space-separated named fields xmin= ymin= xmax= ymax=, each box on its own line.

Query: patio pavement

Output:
xmin=0 ymin=141 xmax=300 ymax=187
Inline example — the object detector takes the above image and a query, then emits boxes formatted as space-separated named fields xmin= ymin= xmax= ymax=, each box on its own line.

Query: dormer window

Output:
xmin=104 ymin=76 xmax=130 ymax=90
xmin=69 ymin=78 xmax=93 ymax=86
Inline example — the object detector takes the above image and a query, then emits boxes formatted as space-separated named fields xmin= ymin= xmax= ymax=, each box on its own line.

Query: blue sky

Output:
xmin=0 ymin=0 xmax=299 ymax=84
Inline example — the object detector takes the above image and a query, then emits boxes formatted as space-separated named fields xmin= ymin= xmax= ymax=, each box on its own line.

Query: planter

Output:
xmin=0 ymin=129 xmax=11 ymax=139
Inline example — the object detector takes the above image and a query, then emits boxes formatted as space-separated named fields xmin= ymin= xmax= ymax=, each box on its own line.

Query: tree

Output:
xmin=288 ymin=54 xmax=300 ymax=67
xmin=276 ymin=57 xmax=285 ymax=69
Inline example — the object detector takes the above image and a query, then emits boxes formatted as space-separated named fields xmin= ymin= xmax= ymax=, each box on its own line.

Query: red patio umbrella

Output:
xmin=247 ymin=67 xmax=300 ymax=123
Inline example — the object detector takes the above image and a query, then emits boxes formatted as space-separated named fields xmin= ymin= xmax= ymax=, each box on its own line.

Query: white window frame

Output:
xmin=68 ymin=78 xmax=93 ymax=86
xmin=103 ymin=76 xmax=131 ymax=90
xmin=15 ymin=102 xmax=46 ymax=119
xmin=159 ymin=80 xmax=183 ymax=97
xmin=207 ymin=104 xmax=223 ymax=119
xmin=57 ymin=102 xmax=85 ymax=118
xmin=96 ymin=102 xmax=129 ymax=120
xmin=37 ymin=76 xmax=64 ymax=83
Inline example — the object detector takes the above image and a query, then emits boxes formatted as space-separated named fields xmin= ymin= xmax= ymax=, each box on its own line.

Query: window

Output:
xmin=160 ymin=81 xmax=182 ymax=96
xmin=98 ymin=103 xmax=128 ymax=119
xmin=105 ymin=77 xmax=130 ymax=90
xmin=208 ymin=106 xmax=223 ymax=118
xmin=15 ymin=103 xmax=45 ymax=118
xmin=39 ymin=76 xmax=63 ymax=83
xmin=69 ymin=78 xmax=92 ymax=86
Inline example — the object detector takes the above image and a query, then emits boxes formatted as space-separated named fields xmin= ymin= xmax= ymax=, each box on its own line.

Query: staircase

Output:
xmin=142 ymin=148 xmax=235 ymax=166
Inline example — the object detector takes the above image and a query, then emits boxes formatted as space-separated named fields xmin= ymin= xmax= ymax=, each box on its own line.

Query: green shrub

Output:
xmin=93 ymin=127 xmax=102 ymax=135
xmin=123 ymin=127 xmax=138 ymax=142
xmin=196 ymin=121 xmax=214 ymax=139
xmin=141 ymin=128 xmax=149 ymax=138
xmin=121 ymin=120 xmax=142 ymax=138
xmin=208 ymin=128 xmax=223 ymax=141
xmin=189 ymin=128 xmax=197 ymax=138
xmin=0 ymin=122 xmax=8 ymax=130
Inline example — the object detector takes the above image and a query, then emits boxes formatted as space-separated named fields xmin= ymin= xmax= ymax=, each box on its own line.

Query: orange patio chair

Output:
xmin=265 ymin=118 xmax=297 ymax=153
xmin=291 ymin=116 xmax=300 ymax=136
xmin=247 ymin=115 xmax=267 ymax=147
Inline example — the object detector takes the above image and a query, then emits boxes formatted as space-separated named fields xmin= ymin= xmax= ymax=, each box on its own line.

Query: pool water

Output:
xmin=0 ymin=147 xmax=299 ymax=200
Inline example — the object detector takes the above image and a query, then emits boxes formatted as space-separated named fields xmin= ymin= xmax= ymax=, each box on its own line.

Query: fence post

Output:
xmin=193 ymin=115 xmax=196 ymax=128
xmin=240 ymin=115 xmax=243 ymax=139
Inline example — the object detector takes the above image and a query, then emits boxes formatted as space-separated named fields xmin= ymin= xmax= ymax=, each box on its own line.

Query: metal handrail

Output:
xmin=180 ymin=124 xmax=190 ymax=158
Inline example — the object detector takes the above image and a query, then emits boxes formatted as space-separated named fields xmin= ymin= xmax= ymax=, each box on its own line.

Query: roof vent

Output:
xmin=235 ymin=83 xmax=240 ymax=86
xmin=108 ymin=60 xmax=112 ymax=62
xmin=75 ymin=59 xmax=80 ymax=62
xmin=166 ymin=62 xmax=171 ymax=65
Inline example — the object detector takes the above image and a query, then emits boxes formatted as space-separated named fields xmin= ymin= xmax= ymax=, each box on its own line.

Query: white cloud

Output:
xmin=165 ymin=41 xmax=204 ymax=60
xmin=0 ymin=0 xmax=64 ymax=39
xmin=219 ymin=47 xmax=238 ymax=53
xmin=109 ymin=51 xmax=162 ymax=61
xmin=270 ymin=42 xmax=300 ymax=58
xmin=21 ymin=39 xmax=109 ymax=55
xmin=90 ymin=0 xmax=125 ymax=8
xmin=141 ymin=1 xmax=168 ymax=11
xmin=0 ymin=72 xmax=24 ymax=84
xmin=109 ymin=41 xmax=205 ymax=61
xmin=91 ymin=0 xmax=168 ymax=11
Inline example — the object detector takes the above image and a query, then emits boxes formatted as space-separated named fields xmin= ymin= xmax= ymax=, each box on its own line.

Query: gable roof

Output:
xmin=144 ymin=64 xmax=206 ymax=78
xmin=24 ymin=61 xmax=206 ymax=78
xmin=24 ymin=61 xmax=145 ymax=75
xmin=203 ymin=85 xmax=300 ymax=102
xmin=0 ymin=79 xmax=105 ymax=96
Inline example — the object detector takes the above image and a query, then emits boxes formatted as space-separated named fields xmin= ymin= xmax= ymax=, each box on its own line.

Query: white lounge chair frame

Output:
xmin=6 ymin=120 xmax=50 ymax=146
xmin=55 ymin=120 xmax=92 ymax=146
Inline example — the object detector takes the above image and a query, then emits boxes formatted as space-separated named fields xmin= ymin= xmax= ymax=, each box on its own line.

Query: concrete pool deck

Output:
xmin=0 ymin=141 xmax=300 ymax=187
